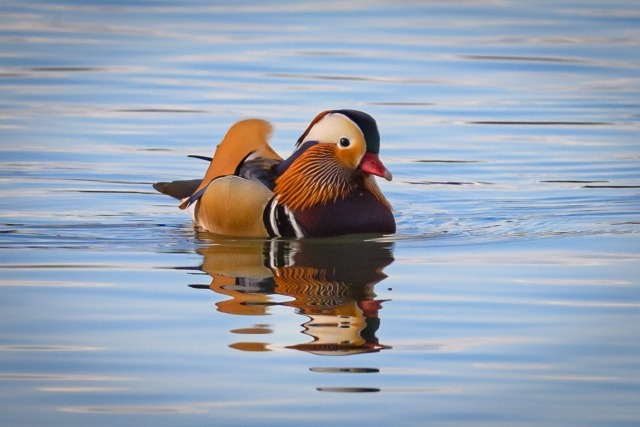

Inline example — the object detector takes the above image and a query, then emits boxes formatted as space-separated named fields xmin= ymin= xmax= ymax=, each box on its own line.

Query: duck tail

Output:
xmin=152 ymin=179 xmax=201 ymax=200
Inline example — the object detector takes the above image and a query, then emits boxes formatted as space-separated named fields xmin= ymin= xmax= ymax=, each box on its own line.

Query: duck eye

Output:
xmin=339 ymin=137 xmax=350 ymax=148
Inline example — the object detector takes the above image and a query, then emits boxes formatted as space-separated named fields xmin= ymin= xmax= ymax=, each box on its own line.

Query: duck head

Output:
xmin=297 ymin=109 xmax=392 ymax=181
xmin=275 ymin=110 xmax=393 ymax=212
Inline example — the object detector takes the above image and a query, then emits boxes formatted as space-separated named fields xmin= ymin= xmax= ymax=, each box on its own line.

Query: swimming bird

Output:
xmin=153 ymin=109 xmax=395 ymax=237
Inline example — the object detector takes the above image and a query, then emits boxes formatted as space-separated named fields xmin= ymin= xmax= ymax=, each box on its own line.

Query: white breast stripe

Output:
xmin=284 ymin=206 xmax=305 ymax=238
xmin=268 ymin=198 xmax=281 ymax=237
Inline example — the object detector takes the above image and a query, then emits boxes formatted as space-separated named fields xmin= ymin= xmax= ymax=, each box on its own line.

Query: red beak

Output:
xmin=358 ymin=152 xmax=393 ymax=181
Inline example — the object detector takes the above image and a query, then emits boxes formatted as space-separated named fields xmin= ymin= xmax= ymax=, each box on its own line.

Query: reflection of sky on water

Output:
xmin=0 ymin=0 xmax=639 ymax=425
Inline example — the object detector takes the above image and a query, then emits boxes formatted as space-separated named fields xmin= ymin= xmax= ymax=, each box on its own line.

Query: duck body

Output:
xmin=153 ymin=109 xmax=395 ymax=238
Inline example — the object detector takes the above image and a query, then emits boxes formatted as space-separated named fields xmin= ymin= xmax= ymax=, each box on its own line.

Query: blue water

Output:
xmin=1 ymin=1 xmax=639 ymax=426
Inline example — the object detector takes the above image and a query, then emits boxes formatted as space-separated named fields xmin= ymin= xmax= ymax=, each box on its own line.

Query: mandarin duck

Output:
xmin=153 ymin=109 xmax=395 ymax=237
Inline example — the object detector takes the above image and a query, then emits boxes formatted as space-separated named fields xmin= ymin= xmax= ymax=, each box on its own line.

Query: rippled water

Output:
xmin=1 ymin=1 xmax=640 ymax=426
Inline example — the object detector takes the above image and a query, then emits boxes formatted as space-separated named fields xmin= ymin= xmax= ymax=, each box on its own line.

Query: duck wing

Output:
xmin=195 ymin=119 xmax=280 ymax=193
xmin=178 ymin=119 xmax=281 ymax=209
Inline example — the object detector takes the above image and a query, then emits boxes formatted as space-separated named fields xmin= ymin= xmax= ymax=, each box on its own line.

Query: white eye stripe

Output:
xmin=302 ymin=114 xmax=365 ymax=147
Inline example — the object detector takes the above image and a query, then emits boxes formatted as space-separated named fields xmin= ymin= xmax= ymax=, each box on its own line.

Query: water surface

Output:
xmin=1 ymin=1 xmax=639 ymax=426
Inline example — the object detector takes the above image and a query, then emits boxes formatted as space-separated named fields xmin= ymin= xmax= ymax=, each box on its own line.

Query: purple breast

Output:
xmin=293 ymin=191 xmax=395 ymax=237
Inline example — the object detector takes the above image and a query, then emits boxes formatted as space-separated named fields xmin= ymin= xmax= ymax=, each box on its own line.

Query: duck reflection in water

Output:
xmin=190 ymin=234 xmax=394 ymax=355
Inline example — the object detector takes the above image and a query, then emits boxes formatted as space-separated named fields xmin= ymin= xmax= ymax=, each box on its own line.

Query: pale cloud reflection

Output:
xmin=393 ymin=336 xmax=534 ymax=352
xmin=397 ymin=250 xmax=640 ymax=266
xmin=0 ymin=280 xmax=111 ymax=288
xmin=0 ymin=345 xmax=105 ymax=351
xmin=395 ymin=293 xmax=640 ymax=309
xmin=38 ymin=386 xmax=127 ymax=393
xmin=535 ymin=374 xmax=627 ymax=382
xmin=59 ymin=405 xmax=208 ymax=414
xmin=514 ymin=278 xmax=631 ymax=287
xmin=474 ymin=362 xmax=552 ymax=371
xmin=0 ymin=373 xmax=131 ymax=381
xmin=476 ymin=364 xmax=632 ymax=384
xmin=59 ymin=398 xmax=299 ymax=414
